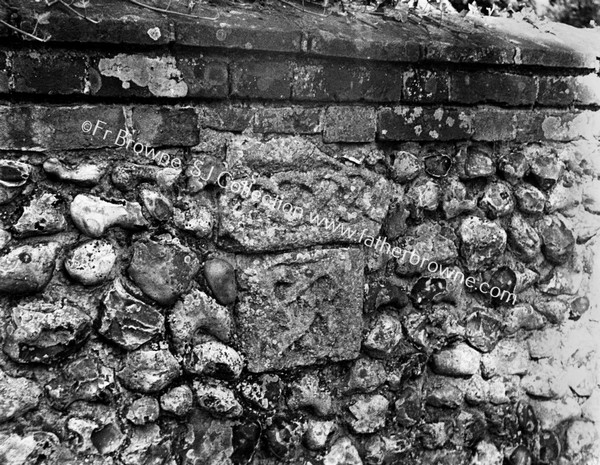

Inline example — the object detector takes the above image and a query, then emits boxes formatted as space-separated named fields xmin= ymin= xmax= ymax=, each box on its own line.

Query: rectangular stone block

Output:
xmin=378 ymin=106 xmax=473 ymax=141
xmin=0 ymin=105 xmax=125 ymax=150
xmin=449 ymin=72 xmax=537 ymax=106
xmin=169 ymin=55 xmax=228 ymax=98
xmin=323 ymin=106 xmax=376 ymax=142
xmin=252 ymin=107 xmax=322 ymax=134
xmin=538 ymin=74 xmax=600 ymax=106
xmin=12 ymin=50 xmax=86 ymax=95
xmin=230 ymin=59 xmax=292 ymax=99
xmin=292 ymin=61 xmax=402 ymax=102
xmin=217 ymin=135 xmax=391 ymax=252
xmin=197 ymin=105 xmax=254 ymax=132
xmin=132 ymin=107 xmax=198 ymax=146
xmin=403 ymin=69 xmax=449 ymax=103
xmin=471 ymin=108 xmax=517 ymax=141
xmin=236 ymin=248 xmax=364 ymax=372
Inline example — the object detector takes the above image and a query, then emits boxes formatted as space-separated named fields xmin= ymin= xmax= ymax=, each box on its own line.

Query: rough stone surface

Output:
xmin=204 ymin=258 xmax=237 ymax=305
xmin=458 ymin=216 xmax=507 ymax=270
xmin=13 ymin=193 xmax=66 ymax=237
xmin=160 ymin=385 xmax=194 ymax=416
xmin=118 ymin=348 xmax=181 ymax=393
xmin=236 ymin=248 xmax=364 ymax=372
xmin=433 ymin=343 xmax=481 ymax=376
xmin=0 ymin=370 xmax=42 ymax=423
xmin=64 ymin=240 xmax=116 ymax=286
xmin=0 ymin=242 xmax=59 ymax=295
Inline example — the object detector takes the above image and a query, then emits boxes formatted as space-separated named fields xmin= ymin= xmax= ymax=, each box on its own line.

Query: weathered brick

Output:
xmin=253 ymin=107 xmax=322 ymax=134
xmin=323 ymin=106 xmax=376 ymax=143
xmin=378 ymin=106 xmax=472 ymax=141
xmin=472 ymin=108 xmax=517 ymax=141
xmin=293 ymin=61 xmax=402 ymax=102
xmin=12 ymin=50 xmax=86 ymax=94
xmin=537 ymin=75 xmax=600 ymax=106
xmin=178 ymin=55 xmax=228 ymax=98
xmin=231 ymin=60 xmax=292 ymax=99
xmin=0 ymin=105 xmax=125 ymax=150
xmin=0 ymin=51 xmax=8 ymax=93
xmin=197 ymin=105 xmax=254 ymax=132
xmin=449 ymin=72 xmax=537 ymax=106
xmin=132 ymin=107 xmax=198 ymax=146
xmin=403 ymin=69 xmax=449 ymax=103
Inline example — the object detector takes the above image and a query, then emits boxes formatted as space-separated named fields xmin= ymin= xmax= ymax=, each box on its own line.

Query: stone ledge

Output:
xmin=2 ymin=0 xmax=599 ymax=70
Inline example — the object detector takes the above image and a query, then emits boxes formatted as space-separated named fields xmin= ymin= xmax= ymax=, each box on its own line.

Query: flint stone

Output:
xmin=442 ymin=178 xmax=477 ymax=219
xmin=462 ymin=147 xmax=495 ymax=179
xmin=265 ymin=418 xmax=304 ymax=459
xmin=45 ymin=356 xmax=115 ymax=408
xmin=480 ymin=182 xmax=514 ymax=219
xmin=504 ymin=304 xmax=545 ymax=334
xmin=236 ymin=248 xmax=364 ymax=372
xmin=425 ymin=377 xmax=464 ymax=408
xmin=347 ymin=358 xmax=387 ymax=393
xmin=173 ymin=194 xmax=215 ymax=238
xmin=406 ymin=177 xmax=440 ymax=213
xmin=533 ymin=297 xmax=569 ymax=324
xmin=323 ymin=437 xmax=363 ymax=465
xmin=424 ymin=153 xmax=452 ymax=178
xmin=515 ymin=184 xmax=546 ymax=215
xmin=481 ymin=340 xmax=529 ymax=378
xmin=470 ymin=440 xmax=503 ymax=465
xmin=0 ymin=242 xmax=59 ymax=295
xmin=363 ymin=312 xmax=403 ymax=357
xmin=98 ymin=278 xmax=164 ymax=350
xmin=396 ymin=226 xmax=458 ymax=275
xmin=160 ymin=385 xmax=193 ymax=416
xmin=0 ymin=159 xmax=31 ymax=188
xmin=433 ymin=343 xmax=481 ymax=376
xmin=126 ymin=397 xmax=160 ymax=425
xmin=13 ymin=193 xmax=66 ymax=237
xmin=304 ymin=420 xmax=335 ymax=450
xmin=169 ymin=289 xmax=232 ymax=351
xmin=537 ymin=216 xmax=575 ymax=264
xmin=508 ymin=215 xmax=541 ymax=262
xmin=531 ymin=396 xmax=582 ymax=430
xmin=140 ymin=189 xmax=172 ymax=222
xmin=193 ymin=380 xmax=243 ymax=418
xmin=218 ymin=136 xmax=391 ymax=252
xmin=118 ymin=348 xmax=181 ymax=393
xmin=111 ymin=162 xmax=180 ymax=190
xmin=239 ymin=374 xmax=282 ymax=411
xmin=43 ymin=158 xmax=104 ymax=185
xmin=204 ymin=258 xmax=237 ymax=305
xmin=458 ymin=216 xmax=507 ymax=270
xmin=128 ymin=239 xmax=200 ymax=306
xmin=392 ymin=151 xmax=422 ymax=183
xmin=65 ymin=240 xmax=116 ymax=286
xmin=183 ymin=413 xmax=235 ymax=465
xmin=3 ymin=301 xmax=92 ymax=364
xmin=288 ymin=373 xmax=332 ymax=417
xmin=91 ymin=423 xmax=125 ymax=455
xmin=530 ymin=154 xmax=563 ymax=191
xmin=498 ymin=151 xmax=529 ymax=184
xmin=121 ymin=424 xmax=171 ymax=465
xmin=185 ymin=341 xmax=243 ymax=380
xmin=0 ymin=370 xmax=42 ymax=423
xmin=348 ymin=395 xmax=389 ymax=434
xmin=70 ymin=194 xmax=148 ymax=238
xmin=465 ymin=311 xmax=502 ymax=352
xmin=509 ymin=445 xmax=533 ymax=465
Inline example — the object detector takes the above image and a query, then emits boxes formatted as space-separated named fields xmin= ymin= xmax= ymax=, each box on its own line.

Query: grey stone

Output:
xmin=168 ymin=289 xmax=232 ymax=352
xmin=424 ymin=153 xmax=452 ymax=178
xmin=181 ymin=413 xmax=235 ymax=465
xmin=111 ymin=162 xmax=180 ymax=190
xmin=126 ymin=396 xmax=160 ymax=425
xmin=347 ymin=395 xmax=389 ymax=434
xmin=432 ymin=343 xmax=481 ymax=376
xmin=193 ymin=379 xmax=243 ymax=418
xmin=236 ymin=248 xmax=364 ymax=372
xmin=509 ymin=445 xmax=533 ymax=465
xmin=396 ymin=224 xmax=458 ymax=275
xmin=3 ymin=301 xmax=92 ymax=364
xmin=392 ymin=151 xmax=422 ymax=183
xmin=304 ymin=420 xmax=335 ymax=450
xmin=204 ymin=258 xmax=237 ymax=305
xmin=91 ymin=423 xmax=125 ymax=455
xmin=481 ymin=340 xmax=529 ymax=378
xmin=0 ymin=242 xmax=59 ymax=295
xmin=129 ymin=239 xmax=200 ymax=306
xmin=537 ymin=216 xmax=575 ymax=264
xmin=394 ymin=385 xmax=422 ymax=427
xmin=346 ymin=358 xmax=387 ymax=393
xmin=98 ymin=278 xmax=164 ymax=350
xmin=479 ymin=182 xmax=514 ymax=219
xmin=465 ymin=311 xmax=502 ymax=353
xmin=13 ymin=193 xmax=66 ymax=237
xmin=118 ymin=348 xmax=181 ymax=393
xmin=532 ymin=297 xmax=569 ymax=324
xmin=43 ymin=158 xmax=104 ymax=185
xmin=458 ymin=216 xmax=506 ymax=271
xmin=515 ymin=184 xmax=546 ymax=215
xmin=470 ymin=440 xmax=503 ymax=465
xmin=425 ymin=377 xmax=464 ymax=408
xmin=531 ymin=396 xmax=582 ymax=430
xmin=173 ymin=194 xmax=215 ymax=238
xmin=218 ymin=135 xmax=391 ymax=252
xmin=288 ymin=373 xmax=332 ymax=417
xmin=121 ymin=424 xmax=171 ymax=465
xmin=70 ymin=194 xmax=148 ymax=238
xmin=406 ymin=177 xmax=440 ymax=215
xmin=64 ymin=240 xmax=116 ymax=286
xmin=323 ymin=437 xmax=363 ymax=465
xmin=160 ymin=385 xmax=193 ymax=416
xmin=442 ymin=178 xmax=477 ymax=219
xmin=508 ymin=214 xmax=541 ymax=262
xmin=140 ymin=188 xmax=172 ymax=222
xmin=498 ymin=150 xmax=529 ymax=184
xmin=530 ymin=154 xmax=563 ymax=191
xmin=504 ymin=303 xmax=545 ymax=334
xmin=363 ymin=312 xmax=403 ymax=357
xmin=0 ymin=369 xmax=42 ymax=423
xmin=0 ymin=159 xmax=31 ymax=188
xmin=239 ymin=374 xmax=282 ymax=411
xmin=185 ymin=341 xmax=243 ymax=380
xmin=265 ymin=418 xmax=304 ymax=459
xmin=45 ymin=356 xmax=115 ymax=409
xmin=462 ymin=147 xmax=495 ymax=179
xmin=521 ymin=361 xmax=568 ymax=399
